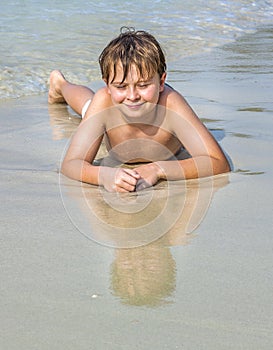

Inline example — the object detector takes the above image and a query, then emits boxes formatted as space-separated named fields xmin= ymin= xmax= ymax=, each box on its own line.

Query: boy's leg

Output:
xmin=48 ymin=70 xmax=95 ymax=116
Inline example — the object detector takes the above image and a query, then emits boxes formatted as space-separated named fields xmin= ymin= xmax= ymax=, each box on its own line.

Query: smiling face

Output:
xmin=106 ymin=63 xmax=166 ymax=118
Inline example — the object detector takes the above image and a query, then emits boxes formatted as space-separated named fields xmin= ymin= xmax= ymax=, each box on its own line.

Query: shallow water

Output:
xmin=1 ymin=0 xmax=273 ymax=99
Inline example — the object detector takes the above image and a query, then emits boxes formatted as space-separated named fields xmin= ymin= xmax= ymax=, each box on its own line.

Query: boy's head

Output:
xmin=99 ymin=27 xmax=166 ymax=84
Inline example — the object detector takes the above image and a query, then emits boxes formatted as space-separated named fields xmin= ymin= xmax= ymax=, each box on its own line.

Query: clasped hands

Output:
xmin=99 ymin=162 xmax=162 ymax=192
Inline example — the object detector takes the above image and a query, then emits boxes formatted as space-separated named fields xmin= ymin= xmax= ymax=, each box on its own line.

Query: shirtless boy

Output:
xmin=48 ymin=28 xmax=230 ymax=192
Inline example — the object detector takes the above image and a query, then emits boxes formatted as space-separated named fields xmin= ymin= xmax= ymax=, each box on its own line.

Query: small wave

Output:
xmin=1 ymin=0 xmax=273 ymax=100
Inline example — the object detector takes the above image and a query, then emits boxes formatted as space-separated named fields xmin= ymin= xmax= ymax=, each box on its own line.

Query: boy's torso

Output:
xmin=104 ymin=119 xmax=182 ymax=163
xmin=94 ymin=85 xmax=184 ymax=163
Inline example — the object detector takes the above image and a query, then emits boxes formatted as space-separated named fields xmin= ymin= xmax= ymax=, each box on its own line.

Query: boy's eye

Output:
xmin=138 ymin=83 xmax=150 ymax=88
xmin=112 ymin=82 xmax=151 ymax=89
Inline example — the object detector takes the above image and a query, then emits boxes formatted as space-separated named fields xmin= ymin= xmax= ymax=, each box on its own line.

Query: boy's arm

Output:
xmin=61 ymin=89 xmax=140 ymax=192
xmin=61 ymin=118 xmax=140 ymax=192
xmin=165 ymin=91 xmax=230 ymax=178
xmin=61 ymin=112 xmax=104 ymax=185
xmin=134 ymin=90 xmax=230 ymax=188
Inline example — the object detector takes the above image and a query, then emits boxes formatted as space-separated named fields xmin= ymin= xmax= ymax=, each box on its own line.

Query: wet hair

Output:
xmin=99 ymin=27 xmax=166 ymax=84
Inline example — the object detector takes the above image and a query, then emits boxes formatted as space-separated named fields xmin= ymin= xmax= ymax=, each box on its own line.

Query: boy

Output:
xmin=48 ymin=28 xmax=230 ymax=192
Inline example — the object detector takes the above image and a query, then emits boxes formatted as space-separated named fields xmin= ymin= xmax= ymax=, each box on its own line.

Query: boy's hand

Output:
xmin=99 ymin=167 xmax=140 ymax=192
xmin=134 ymin=163 xmax=162 ymax=191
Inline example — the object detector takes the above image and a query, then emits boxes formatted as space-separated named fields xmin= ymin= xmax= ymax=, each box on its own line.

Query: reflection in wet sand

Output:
xmin=61 ymin=176 xmax=228 ymax=246
xmin=110 ymin=242 xmax=177 ymax=307
xmin=48 ymin=103 xmax=80 ymax=140
xmin=61 ymin=175 xmax=228 ymax=306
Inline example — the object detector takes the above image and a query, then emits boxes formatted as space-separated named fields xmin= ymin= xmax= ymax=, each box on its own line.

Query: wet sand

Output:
xmin=1 ymin=28 xmax=273 ymax=349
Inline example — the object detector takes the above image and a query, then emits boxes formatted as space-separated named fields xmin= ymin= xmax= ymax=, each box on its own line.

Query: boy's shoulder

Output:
xmin=159 ymin=84 xmax=185 ymax=109
xmin=94 ymin=86 xmax=111 ymax=100
xmin=82 ymin=86 xmax=113 ymax=120
xmin=91 ymin=86 xmax=113 ymax=107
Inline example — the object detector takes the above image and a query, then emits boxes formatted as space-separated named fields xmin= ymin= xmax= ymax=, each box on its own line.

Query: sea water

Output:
xmin=1 ymin=0 xmax=273 ymax=100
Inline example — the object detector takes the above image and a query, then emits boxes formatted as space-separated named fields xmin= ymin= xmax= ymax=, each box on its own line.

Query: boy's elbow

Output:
xmin=60 ymin=162 xmax=67 ymax=177
xmin=223 ymin=161 xmax=231 ymax=173
xmin=60 ymin=159 xmax=72 ymax=178
xmin=214 ymin=157 xmax=231 ymax=175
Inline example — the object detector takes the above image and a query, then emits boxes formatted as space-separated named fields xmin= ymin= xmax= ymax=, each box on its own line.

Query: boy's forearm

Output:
xmin=156 ymin=156 xmax=230 ymax=181
xmin=61 ymin=160 xmax=140 ymax=192
xmin=61 ymin=159 xmax=101 ymax=185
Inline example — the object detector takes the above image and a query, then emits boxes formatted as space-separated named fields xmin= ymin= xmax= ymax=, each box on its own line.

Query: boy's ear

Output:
xmin=159 ymin=73 xmax=167 ymax=92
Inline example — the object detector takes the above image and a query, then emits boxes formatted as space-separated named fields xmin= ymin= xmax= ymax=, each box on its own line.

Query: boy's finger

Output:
xmin=122 ymin=168 xmax=141 ymax=179
xmin=115 ymin=180 xmax=135 ymax=192
xmin=114 ymin=173 xmax=137 ymax=191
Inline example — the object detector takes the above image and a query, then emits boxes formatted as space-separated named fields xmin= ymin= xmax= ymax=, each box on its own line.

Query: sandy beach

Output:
xmin=1 ymin=27 xmax=273 ymax=349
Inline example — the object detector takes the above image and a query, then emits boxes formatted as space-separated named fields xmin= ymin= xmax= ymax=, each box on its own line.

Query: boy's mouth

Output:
xmin=124 ymin=102 xmax=145 ymax=110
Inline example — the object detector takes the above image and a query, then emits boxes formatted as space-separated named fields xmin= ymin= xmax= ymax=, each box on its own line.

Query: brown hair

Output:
xmin=99 ymin=27 xmax=166 ymax=84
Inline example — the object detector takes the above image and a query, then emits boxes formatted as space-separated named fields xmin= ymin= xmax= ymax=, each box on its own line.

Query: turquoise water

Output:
xmin=1 ymin=0 xmax=273 ymax=99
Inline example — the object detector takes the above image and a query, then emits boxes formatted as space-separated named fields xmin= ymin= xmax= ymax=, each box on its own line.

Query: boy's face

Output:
xmin=106 ymin=63 xmax=166 ymax=117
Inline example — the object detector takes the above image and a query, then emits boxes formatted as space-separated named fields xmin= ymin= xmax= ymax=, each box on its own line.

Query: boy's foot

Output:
xmin=48 ymin=70 xmax=67 ymax=104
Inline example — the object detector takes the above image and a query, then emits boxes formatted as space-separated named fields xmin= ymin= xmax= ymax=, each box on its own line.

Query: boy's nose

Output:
xmin=127 ymin=86 xmax=140 ymax=101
